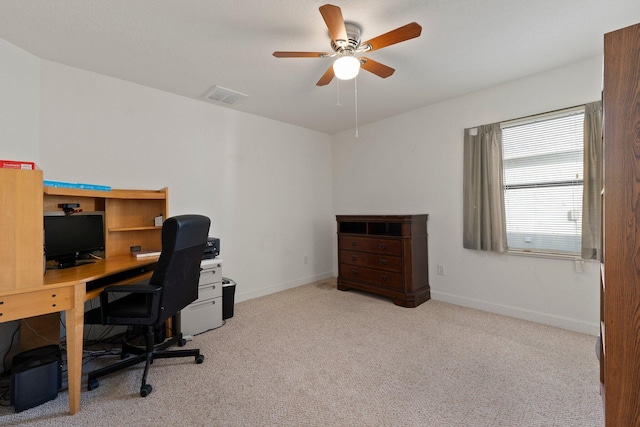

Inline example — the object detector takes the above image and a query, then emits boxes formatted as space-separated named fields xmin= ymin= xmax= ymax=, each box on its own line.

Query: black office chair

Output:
xmin=85 ymin=214 xmax=210 ymax=397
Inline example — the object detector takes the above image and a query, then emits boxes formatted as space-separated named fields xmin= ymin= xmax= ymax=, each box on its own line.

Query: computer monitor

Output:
xmin=44 ymin=212 xmax=105 ymax=269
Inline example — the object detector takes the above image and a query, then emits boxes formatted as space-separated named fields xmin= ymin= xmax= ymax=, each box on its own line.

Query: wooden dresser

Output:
xmin=336 ymin=215 xmax=429 ymax=307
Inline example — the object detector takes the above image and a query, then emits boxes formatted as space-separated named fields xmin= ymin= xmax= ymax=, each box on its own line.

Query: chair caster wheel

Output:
xmin=196 ymin=354 xmax=204 ymax=364
xmin=88 ymin=378 xmax=99 ymax=391
xmin=140 ymin=384 xmax=152 ymax=397
xmin=179 ymin=338 xmax=187 ymax=346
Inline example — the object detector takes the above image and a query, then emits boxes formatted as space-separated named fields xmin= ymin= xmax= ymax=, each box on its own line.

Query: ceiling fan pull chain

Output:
xmin=354 ymin=76 xmax=359 ymax=138
xmin=336 ymin=79 xmax=342 ymax=106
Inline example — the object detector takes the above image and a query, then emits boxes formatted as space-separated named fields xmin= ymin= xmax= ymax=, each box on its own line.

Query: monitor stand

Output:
xmin=56 ymin=257 xmax=96 ymax=269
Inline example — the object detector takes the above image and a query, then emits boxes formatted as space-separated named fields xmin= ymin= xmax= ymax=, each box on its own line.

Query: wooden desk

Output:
xmin=0 ymin=255 xmax=157 ymax=414
xmin=0 ymin=170 xmax=169 ymax=414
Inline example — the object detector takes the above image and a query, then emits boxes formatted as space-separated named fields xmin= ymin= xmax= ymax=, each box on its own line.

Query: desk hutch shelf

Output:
xmin=43 ymin=186 xmax=169 ymax=257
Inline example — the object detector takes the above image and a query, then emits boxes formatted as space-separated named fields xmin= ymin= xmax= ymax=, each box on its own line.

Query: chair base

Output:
xmin=87 ymin=328 xmax=204 ymax=397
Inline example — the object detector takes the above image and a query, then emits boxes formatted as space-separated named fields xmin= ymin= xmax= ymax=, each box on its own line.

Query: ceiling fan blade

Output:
xmin=273 ymin=51 xmax=330 ymax=58
xmin=362 ymin=22 xmax=422 ymax=52
xmin=360 ymin=57 xmax=395 ymax=78
xmin=316 ymin=65 xmax=335 ymax=86
xmin=319 ymin=4 xmax=348 ymax=47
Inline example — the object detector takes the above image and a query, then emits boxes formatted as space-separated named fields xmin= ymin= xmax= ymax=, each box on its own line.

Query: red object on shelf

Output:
xmin=0 ymin=159 xmax=36 ymax=170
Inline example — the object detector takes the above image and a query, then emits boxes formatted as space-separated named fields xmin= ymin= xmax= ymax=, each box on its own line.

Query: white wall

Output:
xmin=0 ymin=38 xmax=40 ymax=162
xmin=0 ymin=39 xmax=41 ymax=370
xmin=38 ymin=60 xmax=335 ymax=303
xmin=332 ymin=56 xmax=603 ymax=335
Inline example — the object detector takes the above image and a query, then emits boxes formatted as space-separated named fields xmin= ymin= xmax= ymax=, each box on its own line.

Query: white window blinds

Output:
xmin=501 ymin=107 xmax=585 ymax=255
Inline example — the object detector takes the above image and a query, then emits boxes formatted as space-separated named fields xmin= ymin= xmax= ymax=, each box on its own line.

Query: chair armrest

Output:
xmin=100 ymin=284 xmax=163 ymax=325
xmin=100 ymin=283 xmax=161 ymax=308
xmin=102 ymin=283 xmax=162 ymax=295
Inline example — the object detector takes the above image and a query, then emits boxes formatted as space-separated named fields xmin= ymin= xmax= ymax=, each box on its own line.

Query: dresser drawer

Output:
xmin=339 ymin=250 xmax=403 ymax=273
xmin=339 ymin=236 xmax=402 ymax=255
xmin=339 ymin=264 xmax=403 ymax=289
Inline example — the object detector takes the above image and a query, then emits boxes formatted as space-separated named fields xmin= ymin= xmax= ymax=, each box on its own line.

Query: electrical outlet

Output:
xmin=437 ymin=264 xmax=445 ymax=275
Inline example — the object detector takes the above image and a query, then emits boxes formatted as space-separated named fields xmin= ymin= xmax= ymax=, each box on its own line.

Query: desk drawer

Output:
xmin=338 ymin=264 xmax=403 ymax=290
xmin=182 ymin=296 xmax=223 ymax=335
xmin=339 ymin=250 xmax=403 ymax=272
xmin=0 ymin=287 xmax=74 ymax=322
xmin=199 ymin=266 xmax=222 ymax=286
xmin=339 ymin=236 xmax=402 ymax=255
xmin=196 ymin=282 xmax=222 ymax=302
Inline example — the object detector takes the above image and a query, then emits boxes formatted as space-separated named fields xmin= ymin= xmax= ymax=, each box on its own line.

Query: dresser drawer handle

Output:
xmin=351 ymin=255 xmax=358 ymax=261
xmin=380 ymin=275 xmax=388 ymax=282
xmin=379 ymin=259 xmax=388 ymax=266
xmin=351 ymin=270 xmax=358 ymax=276
xmin=351 ymin=241 xmax=358 ymax=246
xmin=379 ymin=243 xmax=387 ymax=250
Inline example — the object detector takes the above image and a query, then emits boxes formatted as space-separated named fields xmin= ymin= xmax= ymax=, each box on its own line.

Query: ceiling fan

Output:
xmin=273 ymin=4 xmax=422 ymax=86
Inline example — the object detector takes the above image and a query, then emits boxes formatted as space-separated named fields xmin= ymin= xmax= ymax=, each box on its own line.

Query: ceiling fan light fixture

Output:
xmin=333 ymin=55 xmax=360 ymax=80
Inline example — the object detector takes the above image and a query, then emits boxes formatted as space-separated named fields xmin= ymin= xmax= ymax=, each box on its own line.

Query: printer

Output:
xmin=203 ymin=237 xmax=220 ymax=259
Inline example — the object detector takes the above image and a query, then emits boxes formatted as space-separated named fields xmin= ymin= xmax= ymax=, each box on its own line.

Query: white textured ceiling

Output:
xmin=1 ymin=0 xmax=639 ymax=134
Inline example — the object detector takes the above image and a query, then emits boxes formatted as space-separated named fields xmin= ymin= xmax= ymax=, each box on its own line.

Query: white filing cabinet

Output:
xmin=181 ymin=258 xmax=223 ymax=335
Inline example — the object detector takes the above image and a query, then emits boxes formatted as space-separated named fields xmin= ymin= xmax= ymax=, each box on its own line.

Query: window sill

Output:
xmin=506 ymin=249 xmax=596 ymax=262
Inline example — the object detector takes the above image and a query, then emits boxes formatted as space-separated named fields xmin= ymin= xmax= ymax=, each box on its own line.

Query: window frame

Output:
xmin=500 ymin=105 xmax=586 ymax=258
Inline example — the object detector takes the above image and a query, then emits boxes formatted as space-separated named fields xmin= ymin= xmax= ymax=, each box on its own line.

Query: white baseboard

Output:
xmin=431 ymin=290 xmax=599 ymax=336
xmin=235 ymin=271 xmax=334 ymax=303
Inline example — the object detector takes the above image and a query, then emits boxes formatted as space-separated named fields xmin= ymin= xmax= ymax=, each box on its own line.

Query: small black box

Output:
xmin=10 ymin=345 xmax=61 ymax=413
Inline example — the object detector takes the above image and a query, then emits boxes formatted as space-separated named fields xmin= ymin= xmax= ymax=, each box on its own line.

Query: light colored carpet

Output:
xmin=0 ymin=279 xmax=603 ymax=426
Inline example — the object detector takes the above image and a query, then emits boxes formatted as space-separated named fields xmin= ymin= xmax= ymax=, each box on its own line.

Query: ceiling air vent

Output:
xmin=201 ymin=86 xmax=249 ymax=105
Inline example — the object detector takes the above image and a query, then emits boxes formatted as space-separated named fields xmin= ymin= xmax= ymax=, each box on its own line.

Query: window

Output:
xmin=501 ymin=107 xmax=585 ymax=255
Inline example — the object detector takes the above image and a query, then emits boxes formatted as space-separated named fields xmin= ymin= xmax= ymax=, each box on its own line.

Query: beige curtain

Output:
xmin=581 ymin=100 xmax=603 ymax=260
xmin=463 ymin=124 xmax=507 ymax=252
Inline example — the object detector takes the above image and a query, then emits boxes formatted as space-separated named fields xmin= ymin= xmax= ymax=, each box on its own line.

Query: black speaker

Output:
xmin=10 ymin=345 xmax=61 ymax=413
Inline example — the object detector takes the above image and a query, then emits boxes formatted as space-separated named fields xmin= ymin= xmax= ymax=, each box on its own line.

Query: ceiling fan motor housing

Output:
xmin=331 ymin=22 xmax=362 ymax=54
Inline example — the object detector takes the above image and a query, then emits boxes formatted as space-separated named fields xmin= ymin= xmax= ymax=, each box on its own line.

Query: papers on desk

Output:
xmin=133 ymin=250 xmax=161 ymax=259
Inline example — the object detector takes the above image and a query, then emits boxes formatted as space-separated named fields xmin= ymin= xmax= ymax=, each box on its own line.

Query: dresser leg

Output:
xmin=337 ymin=282 xmax=350 ymax=291
xmin=392 ymin=298 xmax=409 ymax=307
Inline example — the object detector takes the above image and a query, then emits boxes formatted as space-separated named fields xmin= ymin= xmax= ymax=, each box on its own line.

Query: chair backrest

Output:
xmin=149 ymin=214 xmax=210 ymax=325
